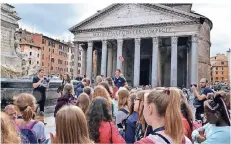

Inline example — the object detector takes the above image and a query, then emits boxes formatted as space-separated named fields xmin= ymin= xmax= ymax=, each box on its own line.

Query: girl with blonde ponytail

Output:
xmin=14 ymin=93 xmax=46 ymax=143
xmin=135 ymin=87 xmax=192 ymax=144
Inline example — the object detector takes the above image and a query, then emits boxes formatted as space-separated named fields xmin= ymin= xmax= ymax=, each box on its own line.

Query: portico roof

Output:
xmin=69 ymin=3 xmax=212 ymax=33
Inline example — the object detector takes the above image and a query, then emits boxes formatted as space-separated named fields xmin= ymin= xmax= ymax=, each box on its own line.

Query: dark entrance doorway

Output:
xmin=140 ymin=59 xmax=150 ymax=85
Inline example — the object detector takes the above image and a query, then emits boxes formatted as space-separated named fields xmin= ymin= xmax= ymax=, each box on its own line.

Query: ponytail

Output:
xmin=165 ymin=88 xmax=184 ymax=144
xmin=22 ymin=106 xmax=35 ymax=121
xmin=214 ymin=95 xmax=231 ymax=126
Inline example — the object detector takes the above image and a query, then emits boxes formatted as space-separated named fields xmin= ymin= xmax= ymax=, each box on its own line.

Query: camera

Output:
xmin=191 ymin=84 xmax=197 ymax=87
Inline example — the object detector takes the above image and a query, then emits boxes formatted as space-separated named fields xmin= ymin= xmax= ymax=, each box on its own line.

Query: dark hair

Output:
xmin=38 ymin=68 xmax=44 ymax=73
xmin=181 ymin=102 xmax=193 ymax=129
xmin=62 ymin=73 xmax=71 ymax=84
xmin=205 ymin=93 xmax=231 ymax=126
xmin=116 ymin=69 xmax=121 ymax=73
xmin=129 ymin=93 xmax=137 ymax=115
xmin=87 ymin=97 xmax=112 ymax=142
xmin=98 ymin=82 xmax=112 ymax=97
xmin=83 ymin=78 xmax=90 ymax=86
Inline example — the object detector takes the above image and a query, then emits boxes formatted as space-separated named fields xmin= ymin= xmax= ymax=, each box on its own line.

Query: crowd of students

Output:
xmin=1 ymin=69 xmax=231 ymax=144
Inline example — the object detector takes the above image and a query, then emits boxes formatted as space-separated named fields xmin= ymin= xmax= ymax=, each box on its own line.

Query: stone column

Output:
xmin=107 ymin=46 xmax=113 ymax=77
xmin=117 ymin=39 xmax=123 ymax=70
xmin=133 ymin=38 xmax=141 ymax=87
xmin=101 ymin=40 xmax=107 ymax=77
xmin=80 ymin=44 xmax=87 ymax=76
xmin=170 ymin=36 xmax=178 ymax=87
xmin=112 ymin=47 xmax=117 ymax=76
xmin=191 ymin=35 xmax=198 ymax=84
xmin=86 ymin=41 xmax=93 ymax=79
xmin=152 ymin=37 xmax=159 ymax=87
xmin=73 ymin=42 xmax=79 ymax=78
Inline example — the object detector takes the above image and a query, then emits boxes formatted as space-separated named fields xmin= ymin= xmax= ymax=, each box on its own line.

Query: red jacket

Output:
xmin=181 ymin=115 xmax=192 ymax=141
xmin=99 ymin=121 xmax=125 ymax=144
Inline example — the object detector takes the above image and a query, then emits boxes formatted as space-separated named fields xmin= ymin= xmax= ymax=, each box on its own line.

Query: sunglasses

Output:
xmin=204 ymin=100 xmax=219 ymax=112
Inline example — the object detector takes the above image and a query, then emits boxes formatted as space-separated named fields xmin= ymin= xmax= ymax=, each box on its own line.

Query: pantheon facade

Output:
xmin=69 ymin=3 xmax=212 ymax=87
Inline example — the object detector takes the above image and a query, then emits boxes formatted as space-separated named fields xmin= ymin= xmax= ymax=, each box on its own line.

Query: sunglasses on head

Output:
xmin=204 ymin=100 xmax=219 ymax=112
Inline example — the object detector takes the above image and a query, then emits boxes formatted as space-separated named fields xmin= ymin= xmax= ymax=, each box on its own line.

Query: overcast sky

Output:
xmin=12 ymin=3 xmax=231 ymax=56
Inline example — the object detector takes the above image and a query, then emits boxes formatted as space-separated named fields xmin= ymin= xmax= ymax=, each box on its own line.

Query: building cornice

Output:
xmin=74 ymin=20 xmax=200 ymax=34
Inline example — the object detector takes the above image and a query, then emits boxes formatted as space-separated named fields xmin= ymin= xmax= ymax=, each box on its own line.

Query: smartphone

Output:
xmin=191 ymin=84 xmax=197 ymax=87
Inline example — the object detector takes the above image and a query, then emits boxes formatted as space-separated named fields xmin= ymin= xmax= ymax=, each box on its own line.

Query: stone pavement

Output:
xmin=44 ymin=113 xmax=55 ymax=140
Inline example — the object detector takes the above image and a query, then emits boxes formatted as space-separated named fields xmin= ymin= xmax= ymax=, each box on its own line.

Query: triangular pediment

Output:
xmin=70 ymin=4 xmax=200 ymax=32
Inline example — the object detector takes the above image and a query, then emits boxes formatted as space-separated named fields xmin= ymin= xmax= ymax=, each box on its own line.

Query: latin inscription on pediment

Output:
xmin=93 ymin=27 xmax=171 ymax=37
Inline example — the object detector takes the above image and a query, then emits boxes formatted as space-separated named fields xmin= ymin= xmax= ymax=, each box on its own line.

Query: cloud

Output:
xmin=13 ymin=3 xmax=231 ymax=57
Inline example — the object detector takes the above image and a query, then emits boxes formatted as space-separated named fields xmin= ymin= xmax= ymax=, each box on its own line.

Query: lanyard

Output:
xmin=151 ymin=126 xmax=165 ymax=134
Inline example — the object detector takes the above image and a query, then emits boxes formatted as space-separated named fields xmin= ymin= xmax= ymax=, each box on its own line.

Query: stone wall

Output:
xmin=198 ymin=22 xmax=211 ymax=83
xmin=1 ymin=79 xmax=79 ymax=109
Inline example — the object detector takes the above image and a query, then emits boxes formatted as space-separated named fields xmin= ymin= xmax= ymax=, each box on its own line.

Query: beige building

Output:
xmin=226 ymin=48 xmax=231 ymax=84
xmin=210 ymin=53 xmax=229 ymax=84
xmin=16 ymin=29 xmax=42 ymax=76
xmin=20 ymin=43 xmax=41 ymax=76
xmin=66 ymin=42 xmax=82 ymax=78
xmin=69 ymin=3 xmax=212 ymax=87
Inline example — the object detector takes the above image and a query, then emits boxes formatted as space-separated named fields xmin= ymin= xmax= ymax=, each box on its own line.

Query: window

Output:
xmin=51 ymin=58 xmax=54 ymax=63
xmin=222 ymin=67 xmax=224 ymax=70
xmin=37 ymin=61 xmax=39 ymax=64
xmin=211 ymin=77 xmax=213 ymax=81
xmin=222 ymin=72 xmax=224 ymax=75
xmin=30 ymin=46 xmax=32 ymax=48
xmin=221 ymin=62 xmax=224 ymax=65
xmin=29 ymin=60 xmax=31 ymax=65
xmin=42 ymin=54 xmax=44 ymax=59
xmin=222 ymin=77 xmax=224 ymax=81
xmin=67 ymin=68 xmax=68 ymax=72
xmin=30 ymin=52 xmax=32 ymax=56
xmin=42 ymin=39 xmax=45 ymax=44
xmin=37 ymin=54 xmax=39 ymax=57
xmin=42 ymin=62 xmax=44 ymax=66
xmin=49 ymin=48 xmax=50 ymax=52
xmin=42 ymin=46 xmax=44 ymax=50
xmin=58 ymin=67 xmax=60 ymax=70
xmin=78 ymin=57 xmax=81 ymax=60
xmin=79 ymin=51 xmax=81 ymax=55
xmin=216 ymin=67 xmax=218 ymax=70
xmin=215 ymin=57 xmax=216 ymax=60
xmin=216 ymin=77 xmax=218 ymax=80
xmin=216 ymin=72 xmax=218 ymax=74
xmin=67 ymin=62 xmax=68 ymax=65
xmin=78 ymin=63 xmax=81 ymax=67
xmin=51 ymin=66 xmax=53 ymax=70
xmin=52 ymin=49 xmax=54 ymax=53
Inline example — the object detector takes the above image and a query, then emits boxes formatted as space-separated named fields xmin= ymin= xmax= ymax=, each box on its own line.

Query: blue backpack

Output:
xmin=19 ymin=120 xmax=39 ymax=144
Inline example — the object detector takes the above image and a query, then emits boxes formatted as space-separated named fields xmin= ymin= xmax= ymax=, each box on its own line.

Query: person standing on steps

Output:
xmin=113 ymin=69 xmax=127 ymax=89
xmin=32 ymin=69 xmax=49 ymax=116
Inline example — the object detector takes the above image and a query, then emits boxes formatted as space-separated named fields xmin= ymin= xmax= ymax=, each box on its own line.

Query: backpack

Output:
xmin=117 ymin=108 xmax=129 ymax=138
xmin=19 ymin=120 xmax=39 ymax=144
